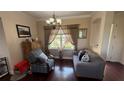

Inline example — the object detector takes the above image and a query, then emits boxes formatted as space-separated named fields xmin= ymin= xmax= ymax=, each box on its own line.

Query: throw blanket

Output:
xmin=15 ymin=60 xmax=29 ymax=74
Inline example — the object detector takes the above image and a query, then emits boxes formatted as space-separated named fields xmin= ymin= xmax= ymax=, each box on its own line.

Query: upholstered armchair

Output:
xmin=27 ymin=48 xmax=55 ymax=74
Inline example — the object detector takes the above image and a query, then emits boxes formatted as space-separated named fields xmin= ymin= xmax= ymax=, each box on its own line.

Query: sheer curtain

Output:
xmin=48 ymin=27 xmax=59 ymax=45
xmin=44 ymin=26 xmax=57 ymax=54
xmin=61 ymin=26 xmax=74 ymax=49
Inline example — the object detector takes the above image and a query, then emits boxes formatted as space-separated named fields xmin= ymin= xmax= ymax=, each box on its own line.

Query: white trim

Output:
xmin=54 ymin=56 xmax=59 ymax=59
xmin=49 ymin=48 xmax=74 ymax=51
xmin=38 ymin=15 xmax=91 ymax=21
xmin=107 ymin=59 xmax=124 ymax=65
xmin=120 ymin=60 xmax=124 ymax=65
xmin=107 ymin=23 xmax=114 ymax=60
xmin=0 ymin=72 xmax=8 ymax=78
xmin=108 ymin=59 xmax=121 ymax=62
xmin=105 ymin=58 xmax=124 ymax=66
xmin=121 ymin=62 xmax=124 ymax=65
xmin=63 ymin=57 xmax=72 ymax=59
xmin=60 ymin=15 xmax=91 ymax=19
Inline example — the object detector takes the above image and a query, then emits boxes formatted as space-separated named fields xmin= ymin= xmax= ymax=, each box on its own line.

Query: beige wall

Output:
xmin=37 ymin=21 xmax=45 ymax=51
xmin=0 ymin=12 xmax=38 ymax=74
xmin=90 ymin=12 xmax=106 ymax=55
xmin=62 ymin=17 xmax=91 ymax=49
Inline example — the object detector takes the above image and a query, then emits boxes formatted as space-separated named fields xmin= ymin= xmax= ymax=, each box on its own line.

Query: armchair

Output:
xmin=28 ymin=48 xmax=55 ymax=73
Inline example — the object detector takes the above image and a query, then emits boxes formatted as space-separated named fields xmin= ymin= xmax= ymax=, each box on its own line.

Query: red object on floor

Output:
xmin=15 ymin=60 xmax=30 ymax=74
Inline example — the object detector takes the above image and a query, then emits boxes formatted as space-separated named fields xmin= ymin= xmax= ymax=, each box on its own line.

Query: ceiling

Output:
xmin=24 ymin=11 xmax=93 ymax=20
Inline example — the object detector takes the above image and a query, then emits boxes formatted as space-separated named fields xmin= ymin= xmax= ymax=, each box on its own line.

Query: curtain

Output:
xmin=44 ymin=25 xmax=79 ymax=54
xmin=48 ymin=27 xmax=59 ymax=45
xmin=67 ymin=24 xmax=79 ymax=50
xmin=61 ymin=26 xmax=74 ymax=49
xmin=44 ymin=26 xmax=55 ymax=54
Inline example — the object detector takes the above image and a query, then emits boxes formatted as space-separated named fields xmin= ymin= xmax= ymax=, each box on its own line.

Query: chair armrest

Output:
xmin=48 ymin=54 xmax=54 ymax=59
xmin=46 ymin=59 xmax=55 ymax=67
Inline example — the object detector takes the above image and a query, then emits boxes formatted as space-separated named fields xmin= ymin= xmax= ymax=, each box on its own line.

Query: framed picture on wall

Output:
xmin=16 ymin=24 xmax=31 ymax=38
xmin=78 ymin=28 xmax=87 ymax=39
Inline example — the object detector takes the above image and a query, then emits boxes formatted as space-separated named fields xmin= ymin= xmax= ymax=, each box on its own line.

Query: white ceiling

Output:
xmin=24 ymin=11 xmax=93 ymax=20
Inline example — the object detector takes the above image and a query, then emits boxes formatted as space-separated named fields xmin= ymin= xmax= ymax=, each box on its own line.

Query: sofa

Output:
xmin=28 ymin=48 xmax=55 ymax=73
xmin=73 ymin=49 xmax=105 ymax=80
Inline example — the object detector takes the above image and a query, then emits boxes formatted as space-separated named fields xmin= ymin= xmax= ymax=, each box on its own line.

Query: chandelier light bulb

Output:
xmin=46 ymin=20 xmax=50 ymax=24
xmin=46 ymin=12 xmax=62 ymax=25
xmin=50 ymin=18 xmax=54 ymax=22
xmin=57 ymin=19 xmax=62 ymax=25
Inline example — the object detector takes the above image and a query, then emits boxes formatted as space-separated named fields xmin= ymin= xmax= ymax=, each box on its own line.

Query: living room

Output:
xmin=1 ymin=0 xmax=124 ymax=92
xmin=0 ymin=11 xmax=124 ymax=81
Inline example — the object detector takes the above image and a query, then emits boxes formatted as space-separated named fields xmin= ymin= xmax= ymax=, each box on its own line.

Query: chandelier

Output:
xmin=46 ymin=12 xmax=62 ymax=25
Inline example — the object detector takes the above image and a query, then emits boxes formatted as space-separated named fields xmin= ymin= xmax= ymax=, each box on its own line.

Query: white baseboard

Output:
xmin=54 ymin=56 xmax=72 ymax=60
xmin=9 ymin=69 xmax=14 ymax=75
xmin=54 ymin=56 xmax=59 ymax=59
xmin=107 ymin=59 xmax=124 ymax=65
xmin=0 ymin=72 xmax=8 ymax=78
xmin=63 ymin=57 xmax=72 ymax=59
xmin=120 ymin=60 xmax=124 ymax=65
xmin=121 ymin=62 xmax=124 ymax=65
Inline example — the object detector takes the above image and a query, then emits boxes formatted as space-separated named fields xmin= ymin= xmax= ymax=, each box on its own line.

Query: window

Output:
xmin=79 ymin=31 xmax=83 ymax=38
xmin=49 ymin=28 xmax=74 ymax=49
xmin=78 ymin=28 xmax=87 ymax=39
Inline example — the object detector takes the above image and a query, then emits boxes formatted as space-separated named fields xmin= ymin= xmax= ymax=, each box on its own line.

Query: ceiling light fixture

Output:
xmin=46 ymin=12 xmax=62 ymax=26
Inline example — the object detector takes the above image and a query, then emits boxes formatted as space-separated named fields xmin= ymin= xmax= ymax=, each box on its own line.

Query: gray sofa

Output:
xmin=73 ymin=49 xmax=105 ymax=80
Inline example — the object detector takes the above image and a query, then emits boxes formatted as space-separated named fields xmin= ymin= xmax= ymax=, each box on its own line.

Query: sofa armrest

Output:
xmin=75 ymin=62 xmax=105 ymax=79
xmin=76 ymin=62 xmax=105 ymax=71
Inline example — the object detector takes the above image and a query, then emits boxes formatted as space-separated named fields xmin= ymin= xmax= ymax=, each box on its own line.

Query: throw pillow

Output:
xmin=78 ymin=50 xmax=82 ymax=57
xmin=39 ymin=52 xmax=48 ymax=62
xmin=79 ymin=51 xmax=86 ymax=61
xmin=81 ymin=52 xmax=90 ymax=62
